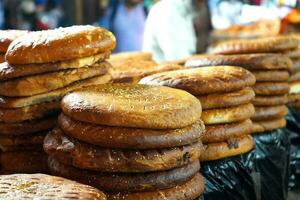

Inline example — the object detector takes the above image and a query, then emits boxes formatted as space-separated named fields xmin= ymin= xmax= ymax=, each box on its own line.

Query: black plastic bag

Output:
xmin=199 ymin=150 xmax=258 ymax=200
xmin=252 ymin=128 xmax=290 ymax=200
xmin=286 ymin=106 xmax=300 ymax=190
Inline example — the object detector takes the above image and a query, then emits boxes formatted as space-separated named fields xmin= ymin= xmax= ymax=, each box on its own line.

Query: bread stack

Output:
xmin=0 ymin=174 xmax=106 ymax=199
xmin=140 ymin=66 xmax=255 ymax=161
xmin=44 ymin=84 xmax=205 ymax=200
xmin=289 ymin=70 xmax=300 ymax=107
xmin=0 ymin=25 xmax=114 ymax=174
xmin=0 ymin=30 xmax=28 ymax=62
xmin=109 ymin=52 xmax=182 ymax=83
xmin=186 ymin=37 xmax=298 ymax=133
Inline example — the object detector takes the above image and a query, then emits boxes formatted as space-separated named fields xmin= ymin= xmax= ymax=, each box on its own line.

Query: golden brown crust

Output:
xmin=112 ymin=61 xmax=182 ymax=83
xmin=59 ymin=114 xmax=204 ymax=149
xmin=44 ymin=128 xmax=201 ymax=173
xmin=288 ymin=93 xmax=300 ymax=103
xmin=184 ymin=53 xmax=293 ymax=71
xmin=6 ymin=26 xmax=115 ymax=64
xmin=107 ymin=174 xmax=204 ymax=200
xmin=0 ymin=117 xmax=56 ymax=135
xmin=0 ymin=101 xmax=60 ymax=123
xmin=252 ymin=70 xmax=290 ymax=82
xmin=0 ymin=74 xmax=111 ymax=108
xmin=289 ymin=82 xmax=300 ymax=94
xmin=200 ymin=135 xmax=254 ymax=161
xmin=289 ymin=71 xmax=300 ymax=82
xmin=62 ymin=84 xmax=202 ymax=129
xmin=252 ymin=118 xmax=286 ymax=133
xmin=0 ymin=151 xmax=48 ymax=174
xmin=140 ymin=66 xmax=255 ymax=95
xmin=0 ymin=54 xmax=110 ymax=81
xmin=0 ymin=174 xmax=106 ymax=199
xmin=211 ymin=36 xmax=300 ymax=54
xmin=201 ymin=120 xmax=252 ymax=143
xmin=0 ymin=30 xmax=29 ymax=52
xmin=197 ymin=87 xmax=254 ymax=110
xmin=201 ymin=103 xmax=255 ymax=125
xmin=109 ymin=51 xmax=153 ymax=62
xmin=48 ymin=157 xmax=200 ymax=193
xmin=251 ymin=105 xmax=288 ymax=121
xmin=252 ymin=95 xmax=288 ymax=106
xmin=0 ymin=64 xmax=109 ymax=97
xmin=283 ymin=47 xmax=300 ymax=59
xmin=289 ymin=101 xmax=300 ymax=108
xmin=253 ymin=82 xmax=290 ymax=96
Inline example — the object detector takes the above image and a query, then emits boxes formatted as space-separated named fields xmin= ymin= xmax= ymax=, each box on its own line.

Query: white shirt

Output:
xmin=143 ymin=0 xmax=197 ymax=62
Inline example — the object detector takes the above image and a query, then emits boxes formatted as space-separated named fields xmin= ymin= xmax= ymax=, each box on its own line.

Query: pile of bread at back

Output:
xmin=0 ymin=26 xmax=114 ymax=174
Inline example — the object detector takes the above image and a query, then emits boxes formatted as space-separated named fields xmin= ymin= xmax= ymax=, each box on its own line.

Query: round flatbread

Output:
xmin=197 ymin=87 xmax=254 ymax=110
xmin=107 ymin=174 xmax=204 ymax=200
xmin=252 ymin=118 xmax=286 ymax=133
xmin=200 ymin=135 xmax=254 ymax=161
xmin=0 ymin=174 xmax=106 ymax=200
xmin=252 ymin=95 xmax=288 ymax=106
xmin=251 ymin=70 xmax=289 ymax=82
xmin=253 ymin=82 xmax=290 ymax=96
xmin=185 ymin=54 xmax=293 ymax=71
xmin=48 ymin=157 xmax=200 ymax=193
xmin=58 ymin=114 xmax=204 ymax=149
xmin=139 ymin=66 xmax=255 ymax=95
xmin=211 ymin=36 xmax=299 ymax=54
xmin=251 ymin=105 xmax=288 ymax=121
xmin=201 ymin=120 xmax=253 ymax=143
xmin=62 ymin=84 xmax=202 ymax=129
xmin=6 ymin=25 xmax=115 ymax=64
xmin=44 ymin=128 xmax=201 ymax=173
xmin=201 ymin=103 xmax=255 ymax=125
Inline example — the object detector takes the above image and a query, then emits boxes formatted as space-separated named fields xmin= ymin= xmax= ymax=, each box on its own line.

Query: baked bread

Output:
xmin=197 ymin=87 xmax=254 ymax=110
xmin=0 ymin=64 xmax=109 ymax=97
xmin=185 ymin=53 xmax=293 ymax=71
xmin=201 ymin=119 xmax=252 ymax=143
xmin=62 ymin=84 xmax=202 ymax=129
xmin=139 ymin=66 xmax=255 ymax=95
xmin=59 ymin=113 xmax=204 ymax=149
xmin=0 ymin=30 xmax=28 ymax=52
xmin=283 ymin=47 xmax=300 ymax=58
xmin=288 ymin=93 xmax=300 ymax=103
xmin=6 ymin=25 xmax=115 ymax=64
xmin=112 ymin=61 xmax=182 ymax=83
xmin=289 ymin=71 xmax=300 ymax=82
xmin=0 ymin=117 xmax=56 ymax=135
xmin=289 ymin=82 xmax=300 ymax=94
xmin=290 ymin=100 xmax=300 ymax=108
xmin=44 ymin=128 xmax=201 ymax=173
xmin=48 ymin=156 xmax=200 ymax=192
xmin=252 ymin=95 xmax=288 ymax=106
xmin=0 ymin=74 xmax=111 ymax=108
xmin=0 ymin=174 xmax=106 ymax=200
xmin=0 ymin=133 xmax=45 ymax=147
xmin=211 ymin=36 xmax=300 ymax=55
xmin=201 ymin=103 xmax=255 ymax=125
xmin=252 ymin=118 xmax=286 ymax=133
xmin=0 ymin=54 xmax=4 ymax=63
xmin=0 ymin=54 xmax=110 ymax=81
xmin=253 ymin=82 xmax=290 ymax=96
xmin=0 ymin=101 xmax=60 ymax=123
xmin=251 ymin=70 xmax=289 ymax=82
xmin=107 ymin=174 xmax=204 ymax=200
xmin=251 ymin=105 xmax=288 ymax=121
xmin=0 ymin=151 xmax=48 ymax=174
xmin=200 ymin=135 xmax=254 ymax=161
xmin=109 ymin=51 xmax=152 ymax=62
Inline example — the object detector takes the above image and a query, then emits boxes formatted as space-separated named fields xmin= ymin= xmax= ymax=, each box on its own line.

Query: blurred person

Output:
xmin=37 ymin=0 xmax=63 ymax=29
xmin=143 ymin=0 xmax=211 ymax=62
xmin=18 ymin=0 xmax=38 ymax=30
xmin=100 ymin=0 xmax=148 ymax=52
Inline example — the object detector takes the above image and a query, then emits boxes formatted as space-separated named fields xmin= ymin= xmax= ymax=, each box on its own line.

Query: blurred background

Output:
xmin=2 ymin=0 xmax=300 ymax=58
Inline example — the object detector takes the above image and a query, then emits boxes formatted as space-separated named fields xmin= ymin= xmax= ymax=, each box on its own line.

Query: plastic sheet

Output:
xmin=199 ymin=150 xmax=258 ymax=200
xmin=252 ymin=128 xmax=290 ymax=200
xmin=286 ymin=106 xmax=300 ymax=190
